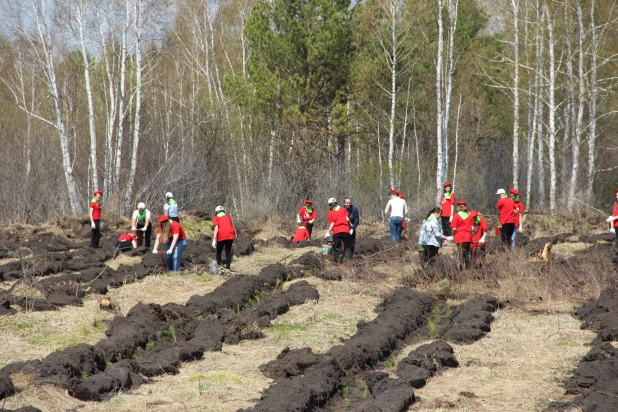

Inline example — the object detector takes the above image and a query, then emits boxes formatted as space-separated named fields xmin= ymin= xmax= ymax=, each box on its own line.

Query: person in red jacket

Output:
xmin=89 ymin=190 xmax=103 ymax=248
xmin=469 ymin=210 xmax=488 ymax=267
xmin=212 ymin=205 xmax=237 ymax=270
xmin=297 ymin=199 xmax=317 ymax=238
xmin=291 ymin=222 xmax=311 ymax=243
xmin=450 ymin=200 xmax=473 ymax=270
xmin=117 ymin=232 xmax=137 ymax=252
xmin=510 ymin=188 xmax=526 ymax=251
xmin=325 ymin=198 xmax=350 ymax=263
xmin=441 ymin=182 xmax=456 ymax=238
xmin=605 ymin=189 xmax=618 ymax=242
xmin=153 ymin=215 xmax=188 ymax=272
xmin=496 ymin=188 xmax=516 ymax=249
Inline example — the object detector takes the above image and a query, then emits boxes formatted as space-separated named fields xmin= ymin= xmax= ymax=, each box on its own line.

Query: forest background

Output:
xmin=0 ymin=0 xmax=615 ymax=224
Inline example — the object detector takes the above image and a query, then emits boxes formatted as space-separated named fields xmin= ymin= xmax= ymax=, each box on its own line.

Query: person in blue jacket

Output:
xmin=344 ymin=197 xmax=360 ymax=260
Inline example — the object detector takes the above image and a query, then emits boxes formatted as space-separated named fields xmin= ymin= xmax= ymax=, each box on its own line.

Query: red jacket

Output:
xmin=441 ymin=193 xmax=456 ymax=217
xmin=298 ymin=206 xmax=317 ymax=222
xmin=497 ymin=196 xmax=516 ymax=225
xmin=328 ymin=206 xmax=349 ymax=235
xmin=291 ymin=227 xmax=310 ymax=243
xmin=450 ymin=211 xmax=473 ymax=243
xmin=213 ymin=214 xmax=235 ymax=241
xmin=471 ymin=216 xmax=488 ymax=248
xmin=158 ymin=221 xmax=187 ymax=242
xmin=513 ymin=200 xmax=525 ymax=227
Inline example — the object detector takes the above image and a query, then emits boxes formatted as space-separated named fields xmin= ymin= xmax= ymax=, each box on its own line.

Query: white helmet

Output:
xmin=215 ymin=205 xmax=224 ymax=213
xmin=328 ymin=197 xmax=337 ymax=205
xmin=137 ymin=202 xmax=146 ymax=210
xmin=165 ymin=192 xmax=173 ymax=199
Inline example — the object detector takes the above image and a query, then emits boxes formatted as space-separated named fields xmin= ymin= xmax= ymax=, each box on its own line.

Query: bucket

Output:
xmin=322 ymin=243 xmax=333 ymax=256
xmin=495 ymin=227 xmax=501 ymax=236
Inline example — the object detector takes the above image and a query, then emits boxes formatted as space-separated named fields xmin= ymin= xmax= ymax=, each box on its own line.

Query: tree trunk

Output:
xmin=546 ymin=4 xmax=557 ymax=214
xmin=511 ymin=0 xmax=520 ymax=188
xmin=586 ymin=0 xmax=597 ymax=203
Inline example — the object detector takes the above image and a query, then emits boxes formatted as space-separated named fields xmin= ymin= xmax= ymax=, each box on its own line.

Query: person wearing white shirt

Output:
xmin=384 ymin=189 xmax=408 ymax=242
xmin=131 ymin=202 xmax=152 ymax=247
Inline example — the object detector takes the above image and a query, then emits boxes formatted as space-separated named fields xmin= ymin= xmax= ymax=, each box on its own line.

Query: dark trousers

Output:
xmin=116 ymin=240 xmax=133 ymax=252
xmin=136 ymin=222 xmax=152 ymax=247
xmin=423 ymin=245 xmax=439 ymax=264
xmin=501 ymin=223 xmax=515 ymax=249
xmin=306 ymin=222 xmax=314 ymax=238
xmin=456 ymin=242 xmax=471 ymax=270
xmin=471 ymin=247 xmax=485 ymax=267
xmin=347 ymin=231 xmax=356 ymax=259
xmin=332 ymin=232 xmax=350 ymax=263
xmin=441 ymin=216 xmax=452 ymax=236
xmin=91 ymin=220 xmax=101 ymax=248
xmin=216 ymin=239 xmax=234 ymax=269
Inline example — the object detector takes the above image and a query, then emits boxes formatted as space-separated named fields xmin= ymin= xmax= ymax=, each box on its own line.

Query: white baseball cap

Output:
xmin=328 ymin=198 xmax=337 ymax=205
xmin=215 ymin=206 xmax=224 ymax=212
xmin=165 ymin=192 xmax=173 ymax=198
xmin=137 ymin=202 xmax=146 ymax=210
xmin=496 ymin=188 xmax=506 ymax=195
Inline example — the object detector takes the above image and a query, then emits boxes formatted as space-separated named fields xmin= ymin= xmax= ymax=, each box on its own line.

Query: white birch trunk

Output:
xmin=387 ymin=0 xmax=397 ymax=190
xmin=453 ymin=93 xmax=462 ymax=188
xmin=567 ymin=0 xmax=586 ymax=212
xmin=511 ymin=0 xmax=520 ymax=188
xmin=536 ymin=4 xmax=545 ymax=210
xmin=435 ymin=0 xmax=445 ymax=205
xmin=586 ymin=0 xmax=597 ymax=203
xmin=115 ymin=0 xmax=130 ymax=193
xmin=546 ymin=4 xmax=557 ymax=214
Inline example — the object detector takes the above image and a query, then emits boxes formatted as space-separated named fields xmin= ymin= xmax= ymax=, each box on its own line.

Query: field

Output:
xmin=0 ymin=212 xmax=617 ymax=412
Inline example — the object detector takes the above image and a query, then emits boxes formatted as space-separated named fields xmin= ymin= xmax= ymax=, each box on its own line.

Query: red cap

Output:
xmin=93 ymin=190 xmax=103 ymax=195
xmin=456 ymin=200 xmax=467 ymax=206
xmin=615 ymin=188 xmax=618 ymax=193
xmin=470 ymin=210 xmax=478 ymax=218
xmin=157 ymin=215 xmax=169 ymax=223
xmin=443 ymin=182 xmax=452 ymax=188
xmin=510 ymin=188 xmax=519 ymax=195
xmin=305 ymin=199 xmax=313 ymax=205
xmin=399 ymin=193 xmax=405 ymax=199
xmin=390 ymin=189 xmax=399 ymax=195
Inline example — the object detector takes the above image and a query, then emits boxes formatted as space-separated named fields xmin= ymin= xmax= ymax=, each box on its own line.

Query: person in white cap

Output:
xmin=164 ymin=192 xmax=179 ymax=222
xmin=325 ymin=198 xmax=350 ymax=263
xmin=131 ymin=202 xmax=152 ymax=247
xmin=496 ymin=188 xmax=516 ymax=249
xmin=212 ymin=205 xmax=237 ymax=270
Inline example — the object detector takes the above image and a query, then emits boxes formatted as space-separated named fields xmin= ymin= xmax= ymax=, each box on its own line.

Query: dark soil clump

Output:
xmin=260 ymin=348 xmax=324 ymax=379
xmin=439 ymin=295 xmax=500 ymax=344
xmin=396 ymin=340 xmax=458 ymax=388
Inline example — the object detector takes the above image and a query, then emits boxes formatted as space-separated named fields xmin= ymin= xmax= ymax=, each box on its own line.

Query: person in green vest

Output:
xmin=164 ymin=192 xmax=179 ymax=222
xmin=131 ymin=202 xmax=152 ymax=247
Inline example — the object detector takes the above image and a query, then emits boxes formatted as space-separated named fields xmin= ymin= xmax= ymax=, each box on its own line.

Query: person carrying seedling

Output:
xmin=496 ymin=188 xmax=516 ymax=250
xmin=297 ymin=199 xmax=317 ymax=238
xmin=212 ymin=206 xmax=237 ymax=270
xmin=441 ymin=182 xmax=456 ymax=239
xmin=469 ymin=210 xmax=488 ymax=268
xmin=89 ymin=190 xmax=103 ymax=248
xmin=131 ymin=202 xmax=152 ymax=248
xmin=117 ymin=232 xmax=137 ymax=252
xmin=164 ymin=192 xmax=180 ymax=222
xmin=152 ymin=215 xmax=187 ymax=272
xmin=450 ymin=200 xmax=473 ymax=270
xmin=605 ymin=189 xmax=618 ymax=242
xmin=384 ymin=189 xmax=407 ymax=242
xmin=291 ymin=221 xmax=311 ymax=243
xmin=510 ymin=189 xmax=525 ymax=251
xmin=325 ymin=198 xmax=350 ymax=263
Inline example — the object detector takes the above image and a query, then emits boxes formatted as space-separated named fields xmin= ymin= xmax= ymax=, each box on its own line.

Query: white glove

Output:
xmin=446 ymin=236 xmax=454 ymax=242
xmin=212 ymin=240 xmax=217 ymax=248
xmin=518 ymin=227 xmax=523 ymax=233
xmin=606 ymin=216 xmax=617 ymax=223
xmin=91 ymin=222 xmax=96 ymax=229
xmin=449 ymin=216 xmax=453 ymax=222
xmin=131 ymin=226 xmax=136 ymax=231
xmin=152 ymin=248 xmax=158 ymax=254
xmin=142 ymin=227 xmax=147 ymax=232
xmin=324 ymin=231 xmax=331 ymax=238
xmin=166 ymin=248 xmax=173 ymax=254
xmin=611 ymin=228 xmax=616 ymax=234
xmin=296 ymin=218 xmax=301 ymax=224
xmin=309 ymin=219 xmax=314 ymax=224
xmin=479 ymin=236 xmax=486 ymax=244
xmin=100 ymin=222 xmax=103 ymax=229
xmin=350 ymin=229 xmax=354 ymax=235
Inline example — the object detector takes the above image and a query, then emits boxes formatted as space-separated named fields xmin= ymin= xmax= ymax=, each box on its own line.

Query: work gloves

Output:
xmin=212 ymin=240 xmax=217 ymax=248
xmin=309 ymin=219 xmax=314 ymax=224
xmin=606 ymin=216 xmax=617 ymax=223
xmin=131 ymin=226 xmax=136 ymax=231
xmin=91 ymin=222 xmax=96 ymax=229
xmin=324 ymin=231 xmax=331 ymax=238
xmin=152 ymin=248 xmax=158 ymax=254
xmin=446 ymin=236 xmax=454 ymax=242
xmin=518 ymin=227 xmax=523 ymax=233
xmin=142 ymin=227 xmax=147 ymax=231
xmin=297 ymin=218 xmax=301 ymax=224
xmin=449 ymin=216 xmax=453 ymax=223
xmin=166 ymin=248 xmax=173 ymax=255
xmin=479 ymin=236 xmax=486 ymax=244
xmin=350 ymin=229 xmax=354 ymax=235
xmin=611 ymin=228 xmax=616 ymax=234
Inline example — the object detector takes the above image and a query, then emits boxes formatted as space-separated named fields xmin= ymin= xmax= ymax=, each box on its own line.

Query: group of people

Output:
xmin=418 ymin=182 xmax=526 ymax=270
xmin=89 ymin=191 xmax=237 ymax=273
xmin=291 ymin=198 xmax=360 ymax=264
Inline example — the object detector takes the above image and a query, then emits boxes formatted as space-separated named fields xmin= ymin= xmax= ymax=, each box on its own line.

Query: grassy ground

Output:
xmin=0 ymin=215 xmax=611 ymax=411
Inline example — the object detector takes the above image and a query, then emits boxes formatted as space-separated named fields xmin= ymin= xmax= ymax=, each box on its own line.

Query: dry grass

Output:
xmin=408 ymin=304 xmax=594 ymax=412
xmin=105 ymin=254 xmax=143 ymax=270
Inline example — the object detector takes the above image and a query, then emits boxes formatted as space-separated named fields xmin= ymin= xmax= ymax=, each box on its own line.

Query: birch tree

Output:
xmin=511 ymin=0 xmax=520 ymax=189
